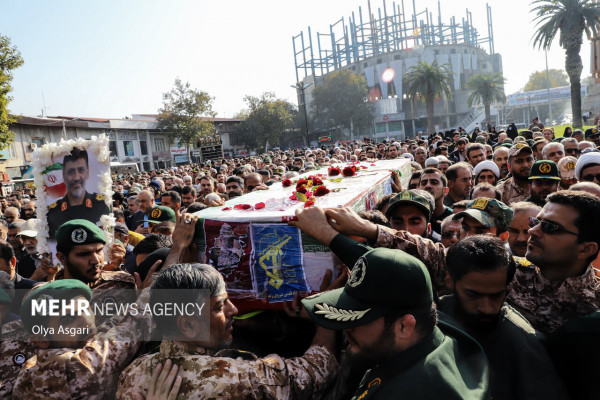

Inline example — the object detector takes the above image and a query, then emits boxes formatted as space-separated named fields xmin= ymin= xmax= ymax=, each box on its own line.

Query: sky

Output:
xmin=0 ymin=0 xmax=593 ymax=119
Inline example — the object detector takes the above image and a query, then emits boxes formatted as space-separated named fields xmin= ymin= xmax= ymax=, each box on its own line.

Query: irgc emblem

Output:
xmin=348 ymin=257 xmax=367 ymax=288
xmin=151 ymin=208 xmax=161 ymax=219
xmin=539 ymin=162 xmax=552 ymax=174
xmin=71 ymin=228 xmax=87 ymax=244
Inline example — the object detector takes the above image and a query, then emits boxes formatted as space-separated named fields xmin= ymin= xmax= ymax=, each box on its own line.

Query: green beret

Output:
xmin=143 ymin=206 xmax=176 ymax=224
xmin=56 ymin=219 xmax=106 ymax=254
xmin=21 ymin=279 xmax=93 ymax=332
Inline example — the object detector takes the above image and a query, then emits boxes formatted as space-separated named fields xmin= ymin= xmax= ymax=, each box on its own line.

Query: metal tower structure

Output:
xmin=292 ymin=0 xmax=496 ymax=82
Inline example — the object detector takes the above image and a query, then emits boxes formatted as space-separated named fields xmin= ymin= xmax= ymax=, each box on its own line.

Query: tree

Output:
xmin=466 ymin=73 xmax=506 ymax=127
xmin=523 ymin=69 xmax=569 ymax=91
xmin=0 ymin=35 xmax=24 ymax=150
xmin=531 ymin=0 xmax=600 ymax=128
xmin=157 ymin=79 xmax=216 ymax=157
xmin=312 ymin=70 xmax=374 ymax=140
xmin=404 ymin=61 xmax=453 ymax=135
xmin=235 ymin=92 xmax=295 ymax=152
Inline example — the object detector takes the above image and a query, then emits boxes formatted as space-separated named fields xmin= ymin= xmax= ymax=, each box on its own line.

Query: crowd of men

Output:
xmin=0 ymin=121 xmax=599 ymax=399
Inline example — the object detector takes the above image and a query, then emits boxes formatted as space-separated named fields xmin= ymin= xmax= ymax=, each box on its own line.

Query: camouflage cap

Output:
xmin=585 ymin=127 xmax=599 ymax=138
xmin=453 ymin=197 xmax=514 ymax=232
xmin=56 ymin=219 xmax=107 ymax=254
xmin=302 ymin=248 xmax=433 ymax=330
xmin=143 ymin=206 xmax=176 ymax=224
xmin=385 ymin=190 xmax=434 ymax=219
xmin=508 ymin=143 xmax=533 ymax=159
xmin=558 ymin=156 xmax=577 ymax=180
xmin=529 ymin=160 xmax=560 ymax=181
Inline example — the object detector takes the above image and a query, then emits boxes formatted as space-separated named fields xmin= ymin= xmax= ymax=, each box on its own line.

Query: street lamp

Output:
xmin=291 ymin=81 xmax=313 ymax=146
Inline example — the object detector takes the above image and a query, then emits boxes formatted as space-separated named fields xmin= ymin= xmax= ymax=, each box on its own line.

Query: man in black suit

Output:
xmin=0 ymin=241 xmax=40 ymax=315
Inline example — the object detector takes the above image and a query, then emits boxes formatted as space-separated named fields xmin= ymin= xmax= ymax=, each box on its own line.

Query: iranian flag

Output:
xmin=43 ymin=163 xmax=67 ymax=199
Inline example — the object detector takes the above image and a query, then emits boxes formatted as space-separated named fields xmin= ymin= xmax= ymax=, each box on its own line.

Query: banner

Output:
xmin=204 ymin=220 xmax=254 ymax=292
xmin=251 ymin=224 xmax=307 ymax=302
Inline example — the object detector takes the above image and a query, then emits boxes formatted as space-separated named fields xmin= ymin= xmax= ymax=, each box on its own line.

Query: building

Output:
xmin=4 ymin=114 xmax=242 ymax=180
xmin=293 ymin=1 xmax=503 ymax=138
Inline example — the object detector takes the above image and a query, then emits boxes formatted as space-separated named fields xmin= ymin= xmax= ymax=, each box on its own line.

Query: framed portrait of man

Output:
xmin=32 ymin=135 xmax=113 ymax=254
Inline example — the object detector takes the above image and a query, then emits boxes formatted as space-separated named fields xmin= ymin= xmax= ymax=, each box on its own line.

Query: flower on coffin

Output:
xmin=304 ymin=198 xmax=315 ymax=208
xmin=282 ymin=179 xmax=292 ymax=187
xmin=328 ymin=166 xmax=341 ymax=176
xmin=254 ymin=202 xmax=266 ymax=209
xmin=307 ymin=175 xmax=324 ymax=186
xmin=296 ymin=179 xmax=308 ymax=190
xmin=313 ymin=186 xmax=330 ymax=197
xmin=296 ymin=186 xmax=308 ymax=194
xmin=342 ymin=165 xmax=357 ymax=177
xmin=222 ymin=207 xmax=232 ymax=211
xmin=234 ymin=204 xmax=253 ymax=210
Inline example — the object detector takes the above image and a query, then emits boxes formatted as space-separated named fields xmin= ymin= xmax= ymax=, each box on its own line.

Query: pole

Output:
xmin=302 ymin=85 xmax=310 ymax=146
xmin=545 ymin=50 xmax=553 ymax=125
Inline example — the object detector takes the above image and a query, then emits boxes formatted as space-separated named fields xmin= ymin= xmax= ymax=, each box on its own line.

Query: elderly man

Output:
xmin=542 ymin=142 xmax=565 ymax=164
xmin=507 ymin=202 xmax=541 ymax=257
xmin=3 ymin=207 xmax=19 ymax=225
xmin=130 ymin=190 xmax=155 ymax=235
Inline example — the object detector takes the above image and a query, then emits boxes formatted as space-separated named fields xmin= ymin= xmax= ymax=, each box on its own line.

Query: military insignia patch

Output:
xmin=348 ymin=257 xmax=367 ymax=287
xmin=151 ymin=208 xmax=161 ymax=219
xmin=518 ymin=258 xmax=533 ymax=268
xmin=368 ymin=378 xmax=381 ymax=388
xmin=401 ymin=191 xmax=412 ymax=200
xmin=539 ymin=163 xmax=551 ymax=174
xmin=471 ymin=197 xmax=489 ymax=210
xmin=567 ymin=161 xmax=576 ymax=170
xmin=86 ymin=198 xmax=92 ymax=208
xmin=49 ymin=202 xmax=58 ymax=209
xmin=71 ymin=228 xmax=87 ymax=244
xmin=61 ymin=202 xmax=68 ymax=212
xmin=13 ymin=353 xmax=26 ymax=366
xmin=96 ymin=194 xmax=104 ymax=201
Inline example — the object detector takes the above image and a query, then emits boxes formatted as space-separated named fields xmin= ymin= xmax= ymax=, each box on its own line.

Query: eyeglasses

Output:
xmin=582 ymin=174 xmax=600 ymax=182
xmin=565 ymin=148 xmax=580 ymax=155
xmin=441 ymin=231 xmax=459 ymax=239
xmin=528 ymin=217 xmax=578 ymax=236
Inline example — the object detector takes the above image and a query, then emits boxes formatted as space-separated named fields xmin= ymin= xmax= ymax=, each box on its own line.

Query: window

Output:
xmin=375 ymin=123 xmax=387 ymax=133
xmin=8 ymin=144 xmax=16 ymax=159
xmin=123 ymin=141 xmax=134 ymax=156
xmin=140 ymin=141 xmax=148 ymax=155
xmin=154 ymin=138 xmax=166 ymax=152
xmin=32 ymin=138 xmax=45 ymax=147
xmin=388 ymin=121 xmax=403 ymax=131
xmin=109 ymin=141 xmax=118 ymax=157
xmin=394 ymin=54 xmax=401 ymax=60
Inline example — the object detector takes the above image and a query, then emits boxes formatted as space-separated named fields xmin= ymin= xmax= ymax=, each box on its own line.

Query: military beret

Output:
xmin=143 ymin=206 xmax=176 ymax=224
xmin=56 ymin=219 xmax=106 ymax=254
xmin=21 ymin=279 xmax=93 ymax=331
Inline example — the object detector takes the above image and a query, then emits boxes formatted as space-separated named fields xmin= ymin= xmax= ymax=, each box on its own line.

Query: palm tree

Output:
xmin=531 ymin=0 xmax=600 ymax=128
xmin=404 ymin=61 xmax=453 ymax=135
xmin=466 ymin=73 xmax=507 ymax=128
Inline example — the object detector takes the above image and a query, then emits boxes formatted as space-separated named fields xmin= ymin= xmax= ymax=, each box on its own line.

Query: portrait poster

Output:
xmin=204 ymin=219 xmax=254 ymax=292
xmin=32 ymin=135 xmax=113 ymax=255
xmin=251 ymin=224 xmax=308 ymax=303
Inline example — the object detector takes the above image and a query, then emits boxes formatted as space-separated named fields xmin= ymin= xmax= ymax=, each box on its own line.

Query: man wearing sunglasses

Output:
xmin=561 ymin=138 xmax=580 ymax=158
xmin=506 ymin=190 xmax=600 ymax=334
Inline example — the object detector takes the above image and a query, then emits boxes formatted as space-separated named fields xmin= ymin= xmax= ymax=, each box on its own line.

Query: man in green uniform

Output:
xmin=301 ymin=245 xmax=489 ymax=399
xmin=47 ymin=148 xmax=110 ymax=238
xmin=441 ymin=235 xmax=568 ymax=399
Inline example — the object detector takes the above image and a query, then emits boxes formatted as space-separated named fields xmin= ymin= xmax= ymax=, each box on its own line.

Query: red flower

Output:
xmin=296 ymin=179 xmax=308 ymax=189
xmin=328 ymin=167 xmax=341 ymax=176
xmin=296 ymin=186 xmax=308 ymax=194
xmin=342 ymin=166 xmax=357 ymax=177
xmin=313 ymin=186 xmax=330 ymax=197
xmin=234 ymin=204 xmax=253 ymax=210
xmin=254 ymin=202 xmax=265 ymax=209
xmin=289 ymin=193 xmax=298 ymax=201
xmin=222 ymin=207 xmax=232 ymax=211
xmin=312 ymin=177 xmax=324 ymax=186
xmin=282 ymin=179 xmax=292 ymax=187
xmin=304 ymin=199 xmax=315 ymax=207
